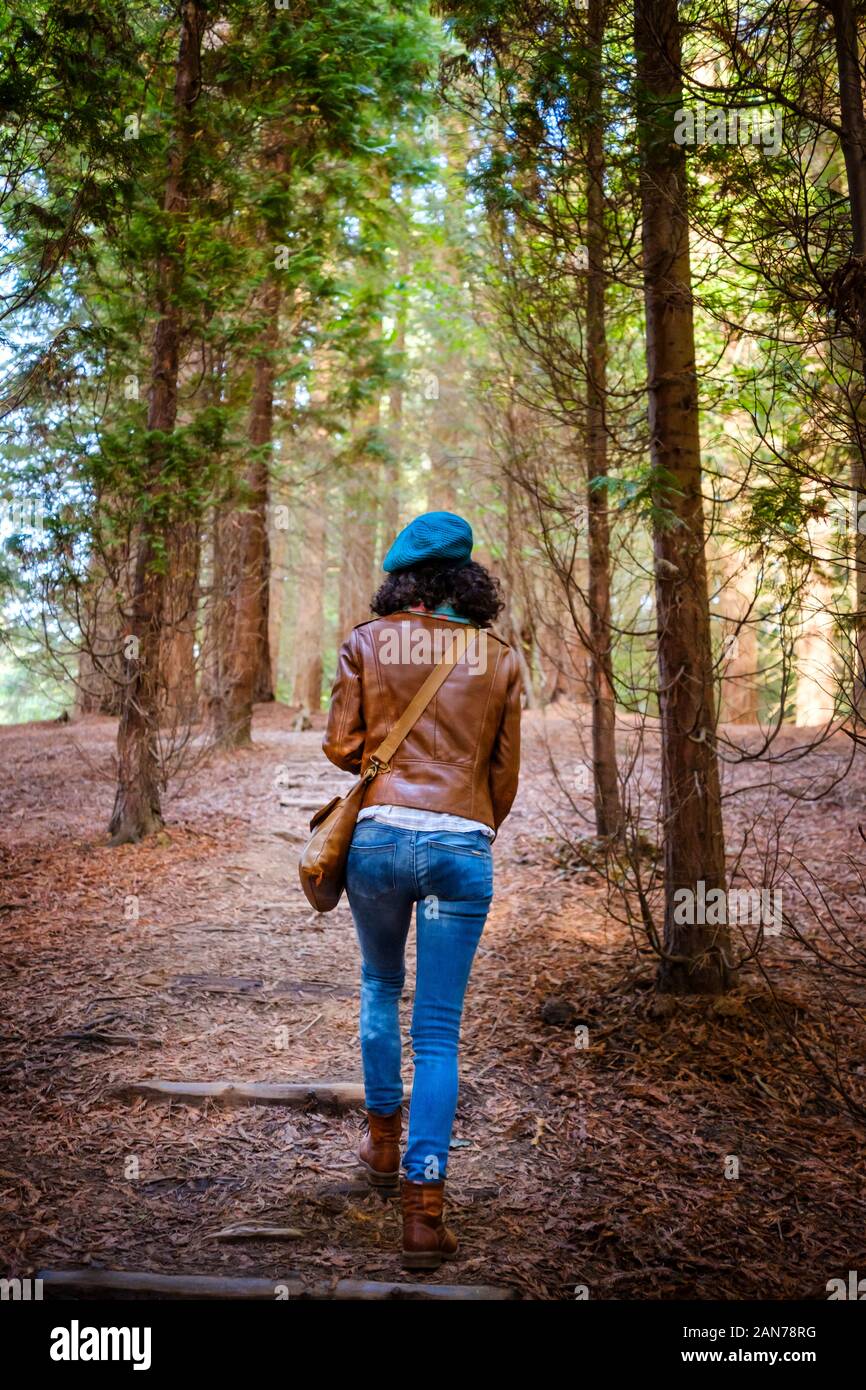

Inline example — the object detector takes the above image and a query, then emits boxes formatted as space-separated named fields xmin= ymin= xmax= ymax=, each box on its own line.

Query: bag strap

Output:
xmin=364 ymin=627 xmax=480 ymax=780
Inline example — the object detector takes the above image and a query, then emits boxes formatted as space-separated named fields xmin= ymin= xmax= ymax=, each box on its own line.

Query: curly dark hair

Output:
xmin=370 ymin=559 xmax=504 ymax=628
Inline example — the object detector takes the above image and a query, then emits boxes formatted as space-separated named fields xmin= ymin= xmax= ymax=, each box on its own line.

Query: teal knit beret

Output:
xmin=382 ymin=511 xmax=474 ymax=573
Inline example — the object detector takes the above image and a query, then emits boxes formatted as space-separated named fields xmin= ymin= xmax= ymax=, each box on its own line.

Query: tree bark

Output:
xmin=715 ymin=549 xmax=760 ymax=725
xmin=250 ymin=291 xmax=276 ymax=705
xmin=202 ymin=498 xmax=231 ymax=733
xmin=383 ymin=243 xmax=408 ymax=546
xmin=796 ymin=515 xmax=837 ymax=725
xmin=159 ymin=518 xmax=200 ymax=727
xmin=268 ymin=485 xmax=289 ymax=696
xmin=109 ymin=0 xmax=206 ymax=844
xmin=158 ymin=346 xmax=209 ymax=726
xmin=338 ymin=403 xmax=381 ymax=640
xmin=585 ymin=0 xmax=624 ymax=838
xmin=635 ymin=0 xmax=731 ymax=993
xmin=535 ymin=555 xmax=592 ymax=703
xmin=210 ymin=275 xmax=280 ymax=747
xmin=290 ymin=479 xmax=327 ymax=714
xmin=425 ymin=435 xmax=458 ymax=511
xmin=829 ymin=0 xmax=866 ymax=722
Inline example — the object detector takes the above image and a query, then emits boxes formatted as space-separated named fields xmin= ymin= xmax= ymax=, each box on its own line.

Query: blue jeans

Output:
xmin=345 ymin=819 xmax=494 ymax=1183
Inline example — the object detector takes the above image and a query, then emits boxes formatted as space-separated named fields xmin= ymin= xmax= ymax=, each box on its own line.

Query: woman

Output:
xmin=322 ymin=510 xmax=522 ymax=1270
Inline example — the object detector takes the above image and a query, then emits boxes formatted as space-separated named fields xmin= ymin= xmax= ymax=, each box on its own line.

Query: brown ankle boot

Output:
xmin=401 ymin=1178 xmax=459 ymax=1270
xmin=359 ymin=1107 xmax=402 ymax=1190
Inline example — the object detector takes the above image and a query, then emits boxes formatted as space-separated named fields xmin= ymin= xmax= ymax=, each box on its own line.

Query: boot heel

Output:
xmin=402 ymin=1249 xmax=443 ymax=1270
xmin=362 ymin=1163 xmax=400 ymax=1192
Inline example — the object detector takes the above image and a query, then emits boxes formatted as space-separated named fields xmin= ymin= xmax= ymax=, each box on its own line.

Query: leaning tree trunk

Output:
xmin=584 ymin=0 xmax=623 ymax=838
xmin=109 ymin=0 xmax=206 ymax=844
xmin=635 ymin=0 xmax=731 ymax=993
xmin=829 ymin=0 xmax=866 ymax=723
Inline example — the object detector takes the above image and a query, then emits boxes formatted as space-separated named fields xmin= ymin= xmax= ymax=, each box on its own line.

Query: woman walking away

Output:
xmin=322 ymin=511 xmax=522 ymax=1270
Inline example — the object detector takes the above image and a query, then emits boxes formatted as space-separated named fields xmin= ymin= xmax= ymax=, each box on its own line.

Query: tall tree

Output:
xmin=214 ymin=269 xmax=280 ymax=748
xmin=584 ymin=0 xmax=624 ymax=837
xmin=634 ymin=0 xmax=731 ymax=992
xmin=826 ymin=0 xmax=866 ymax=723
xmin=109 ymin=0 xmax=207 ymax=843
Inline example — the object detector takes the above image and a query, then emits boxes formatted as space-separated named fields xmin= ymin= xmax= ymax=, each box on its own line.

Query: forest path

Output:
xmin=2 ymin=703 xmax=864 ymax=1299
xmin=0 ymin=703 xmax=599 ymax=1299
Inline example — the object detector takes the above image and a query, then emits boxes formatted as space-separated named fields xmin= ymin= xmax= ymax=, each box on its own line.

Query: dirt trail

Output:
xmin=1 ymin=704 xmax=865 ymax=1299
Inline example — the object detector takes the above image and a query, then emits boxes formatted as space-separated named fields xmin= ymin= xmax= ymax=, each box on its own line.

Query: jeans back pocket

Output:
xmin=346 ymin=841 xmax=397 ymax=898
xmin=426 ymin=835 xmax=493 ymax=901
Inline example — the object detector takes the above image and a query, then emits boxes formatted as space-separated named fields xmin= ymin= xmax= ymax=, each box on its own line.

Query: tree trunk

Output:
xmin=158 ymin=346 xmax=209 ymax=726
xmin=715 ymin=550 xmax=760 ymax=725
xmin=109 ymin=0 xmax=205 ymax=844
xmin=585 ymin=0 xmax=624 ymax=838
xmin=795 ymin=597 xmax=837 ymax=725
xmin=535 ymin=558 xmax=592 ymax=703
xmin=268 ymin=485 xmax=289 ymax=697
xmin=635 ymin=0 xmax=731 ymax=993
xmin=251 ymin=302 xmax=275 ymax=703
xmin=425 ymin=436 xmax=458 ymax=511
xmin=202 ymin=499 xmax=231 ymax=734
xmin=338 ymin=473 xmax=378 ymax=636
xmin=291 ymin=480 xmax=327 ymax=714
xmin=159 ymin=518 xmax=200 ymax=728
xmin=382 ymin=243 xmax=408 ymax=548
xmin=829 ymin=0 xmax=866 ymax=723
xmin=211 ymin=276 xmax=280 ymax=747
xmin=288 ymin=357 xmax=331 ymax=711
xmin=338 ymin=404 xmax=381 ymax=640
xmin=500 ymin=466 xmax=539 ymax=706
xmin=796 ymin=519 xmax=837 ymax=725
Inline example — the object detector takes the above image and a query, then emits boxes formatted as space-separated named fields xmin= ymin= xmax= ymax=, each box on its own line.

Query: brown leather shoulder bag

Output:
xmin=298 ymin=636 xmax=472 ymax=912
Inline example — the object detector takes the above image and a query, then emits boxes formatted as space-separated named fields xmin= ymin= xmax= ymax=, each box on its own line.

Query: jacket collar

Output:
xmin=398 ymin=603 xmax=472 ymax=624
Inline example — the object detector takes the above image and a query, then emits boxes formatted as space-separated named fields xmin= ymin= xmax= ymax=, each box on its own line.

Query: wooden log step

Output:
xmin=272 ymin=979 xmax=354 ymax=1000
xmin=111 ymin=1080 xmax=366 ymax=1109
xmin=172 ymin=974 xmax=263 ymax=995
xmin=208 ymin=1223 xmax=305 ymax=1242
xmin=168 ymin=975 xmax=353 ymax=1000
xmin=36 ymin=1268 xmax=517 ymax=1300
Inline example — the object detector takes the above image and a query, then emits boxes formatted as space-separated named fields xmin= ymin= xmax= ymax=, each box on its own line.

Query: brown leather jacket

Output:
xmin=322 ymin=611 xmax=522 ymax=832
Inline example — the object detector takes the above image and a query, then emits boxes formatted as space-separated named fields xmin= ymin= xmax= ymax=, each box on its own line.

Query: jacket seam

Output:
xmin=470 ymin=644 xmax=502 ymax=821
xmin=334 ymin=630 xmax=356 ymax=761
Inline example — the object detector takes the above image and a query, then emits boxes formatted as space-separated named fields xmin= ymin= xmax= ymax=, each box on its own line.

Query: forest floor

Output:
xmin=2 ymin=702 xmax=866 ymax=1300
